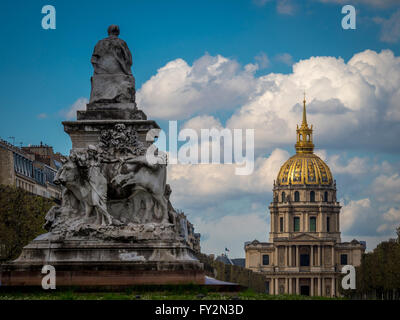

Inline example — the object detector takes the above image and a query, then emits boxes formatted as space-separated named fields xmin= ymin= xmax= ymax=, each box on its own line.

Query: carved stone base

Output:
xmin=77 ymin=103 xmax=147 ymax=121
xmin=89 ymin=74 xmax=136 ymax=106
xmin=62 ymin=120 xmax=160 ymax=150
xmin=0 ymin=239 xmax=204 ymax=286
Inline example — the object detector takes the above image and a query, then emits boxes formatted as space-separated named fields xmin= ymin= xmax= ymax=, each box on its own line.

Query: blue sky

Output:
xmin=1 ymin=0 xmax=400 ymax=257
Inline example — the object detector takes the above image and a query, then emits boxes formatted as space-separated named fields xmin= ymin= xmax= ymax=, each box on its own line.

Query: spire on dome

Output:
xmin=295 ymin=93 xmax=314 ymax=153
xmin=301 ymin=92 xmax=308 ymax=128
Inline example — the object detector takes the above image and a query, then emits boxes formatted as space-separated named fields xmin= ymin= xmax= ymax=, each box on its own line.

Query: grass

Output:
xmin=0 ymin=287 xmax=343 ymax=300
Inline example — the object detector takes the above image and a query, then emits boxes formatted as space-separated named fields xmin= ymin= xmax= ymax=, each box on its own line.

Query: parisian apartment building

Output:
xmin=0 ymin=138 xmax=62 ymax=201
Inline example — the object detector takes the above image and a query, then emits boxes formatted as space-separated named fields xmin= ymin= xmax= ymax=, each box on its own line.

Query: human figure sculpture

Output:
xmin=91 ymin=25 xmax=133 ymax=75
xmin=89 ymin=25 xmax=136 ymax=105
xmin=54 ymin=146 xmax=113 ymax=226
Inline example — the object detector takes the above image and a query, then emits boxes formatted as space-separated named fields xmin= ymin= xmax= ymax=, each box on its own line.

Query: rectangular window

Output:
xmin=327 ymin=217 xmax=330 ymax=232
xmin=280 ymin=217 xmax=284 ymax=232
xmin=340 ymin=254 xmax=348 ymax=265
xmin=262 ymin=254 xmax=270 ymax=265
xmin=309 ymin=217 xmax=316 ymax=232
xmin=294 ymin=217 xmax=300 ymax=232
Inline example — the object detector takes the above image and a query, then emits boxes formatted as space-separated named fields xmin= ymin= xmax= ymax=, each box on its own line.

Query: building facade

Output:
xmin=0 ymin=139 xmax=62 ymax=201
xmin=245 ymin=98 xmax=365 ymax=297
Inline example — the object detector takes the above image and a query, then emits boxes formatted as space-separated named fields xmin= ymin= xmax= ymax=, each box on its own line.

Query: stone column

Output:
xmin=285 ymin=246 xmax=288 ymax=267
xmin=296 ymin=245 xmax=299 ymax=267
xmin=318 ymin=245 xmax=321 ymax=266
xmin=305 ymin=212 xmax=309 ymax=231
xmin=332 ymin=277 xmax=336 ymax=297
xmin=289 ymin=246 xmax=292 ymax=267
xmin=296 ymin=277 xmax=300 ymax=295
xmin=271 ymin=279 xmax=274 ymax=295
xmin=275 ymin=278 xmax=279 ymax=295
xmin=318 ymin=277 xmax=321 ymax=296
xmin=322 ymin=278 xmax=325 ymax=296
xmin=310 ymin=278 xmax=314 ymax=296
xmin=331 ymin=245 xmax=335 ymax=267
xmin=310 ymin=245 xmax=314 ymax=267
xmin=285 ymin=278 xmax=288 ymax=294
xmin=289 ymin=277 xmax=292 ymax=294
xmin=285 ymin=212 xmax=289 ymax=233
xmin=321 ymin=245 xmax=324 ymax=267
xmin=271 ymin=213 xmax=275 ymax=234
xmin=318 ymin=207 xmax=323 ymax=232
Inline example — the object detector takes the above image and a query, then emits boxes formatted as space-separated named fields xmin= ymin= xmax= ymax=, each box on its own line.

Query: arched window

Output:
xmin=310 ymin=191 xmax=315 ymax=202
xmin=324 ymin=191 xmax=328 ymax=202
xmin=294 ymin=191 xmax=300 ymax=202
xmin=282 ymin=192 xmax=286 ymax=203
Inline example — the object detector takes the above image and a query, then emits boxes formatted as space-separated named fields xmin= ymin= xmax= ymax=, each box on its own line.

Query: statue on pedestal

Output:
xmin=89 ymin=25 xmax=136 ymax=106
xmin=91 ymin=25 xmax=133 ymax=76
xmin=1 ymin=26 xmax=203 ymax=287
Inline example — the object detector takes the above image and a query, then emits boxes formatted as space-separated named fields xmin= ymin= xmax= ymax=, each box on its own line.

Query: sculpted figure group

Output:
xmin=44 ymin=26 xmax=188 ymax=241
xmin=46 ymin=124 xmax=182 ymax=240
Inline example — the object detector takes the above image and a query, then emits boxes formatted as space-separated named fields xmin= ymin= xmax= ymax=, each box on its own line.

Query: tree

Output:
xmin=0 ymin=185 xmax=53 ymax=261
xmin=353 ymin=229 xmax=400 ymax=299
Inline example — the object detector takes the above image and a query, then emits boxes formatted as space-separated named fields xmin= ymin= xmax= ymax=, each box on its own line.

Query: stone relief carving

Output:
xmin=45 ymin=124 xmax=180 ymax=242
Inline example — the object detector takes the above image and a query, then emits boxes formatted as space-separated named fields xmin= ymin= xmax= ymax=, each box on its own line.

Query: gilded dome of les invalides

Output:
xmin=276 ymin=96 xmax=333 ymax=186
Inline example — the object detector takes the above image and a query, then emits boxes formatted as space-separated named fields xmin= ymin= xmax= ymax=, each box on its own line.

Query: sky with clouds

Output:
xmin=1 ymin=0 xmax=400 ymax=258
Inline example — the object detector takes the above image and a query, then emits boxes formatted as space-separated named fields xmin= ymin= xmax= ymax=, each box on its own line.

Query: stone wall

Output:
xmin=197 ymin=253 xmax=266 ymax=293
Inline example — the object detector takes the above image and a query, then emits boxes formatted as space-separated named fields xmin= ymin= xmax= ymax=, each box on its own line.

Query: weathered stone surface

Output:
xmin=0 ymin=25 xmax=204 ymax=286
xmin=90 ymin=25 xmax=135 ymax=105
xmin=77 ymin=103 xmax=146 ymax=120
xmin=90 ymin=74 xmax=136 ymax=105
xmin=62 ymin=120 xmax=159 ymax=149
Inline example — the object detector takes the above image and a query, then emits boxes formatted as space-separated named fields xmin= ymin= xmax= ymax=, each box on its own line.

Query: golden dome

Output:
xmin=277 ymin=153 xmax=333 ymax=186
xmin=276 ymin=94 xmax=333 ymax=186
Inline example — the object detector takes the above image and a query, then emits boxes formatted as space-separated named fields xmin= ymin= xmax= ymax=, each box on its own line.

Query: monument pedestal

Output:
xmin=63 ymin=119 xmax=160 ymax=150
xmin=1 ymin=238 xmax=204 ymax=286
xmin=0 ymin=25 xmax=205 ymax=288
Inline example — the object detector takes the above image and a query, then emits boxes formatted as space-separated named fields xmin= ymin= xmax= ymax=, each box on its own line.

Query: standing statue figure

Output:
xmin=91 ymin=25 xmax=132 ymax=76
xmin=89 ymin=25 xmax=136 ymax=105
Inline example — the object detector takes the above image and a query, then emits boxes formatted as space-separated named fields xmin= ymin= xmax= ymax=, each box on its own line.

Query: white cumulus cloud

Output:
xmin=341 ymin=198 xmax=371 ymax=232
xmin=62 ymin=97 xmax=88 ymax=120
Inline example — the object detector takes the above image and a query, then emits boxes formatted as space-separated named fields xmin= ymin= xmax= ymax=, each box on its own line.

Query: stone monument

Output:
xmin=0 ymin=26 xmax=204 ymax=286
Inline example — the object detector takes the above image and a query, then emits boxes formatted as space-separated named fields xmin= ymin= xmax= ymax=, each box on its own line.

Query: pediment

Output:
xmin=292 ymin=233 xmax=319 ymax=241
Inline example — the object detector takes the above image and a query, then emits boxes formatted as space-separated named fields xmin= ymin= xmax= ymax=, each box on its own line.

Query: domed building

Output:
xmin=245 ymin=97 xmax=366 ymax=297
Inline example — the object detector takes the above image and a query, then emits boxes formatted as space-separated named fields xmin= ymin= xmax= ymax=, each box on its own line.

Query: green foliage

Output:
xmin=0 ymin=184 xmax=53 ymax=261
xmin=350 ymin=230 xmax=400 ymax=298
